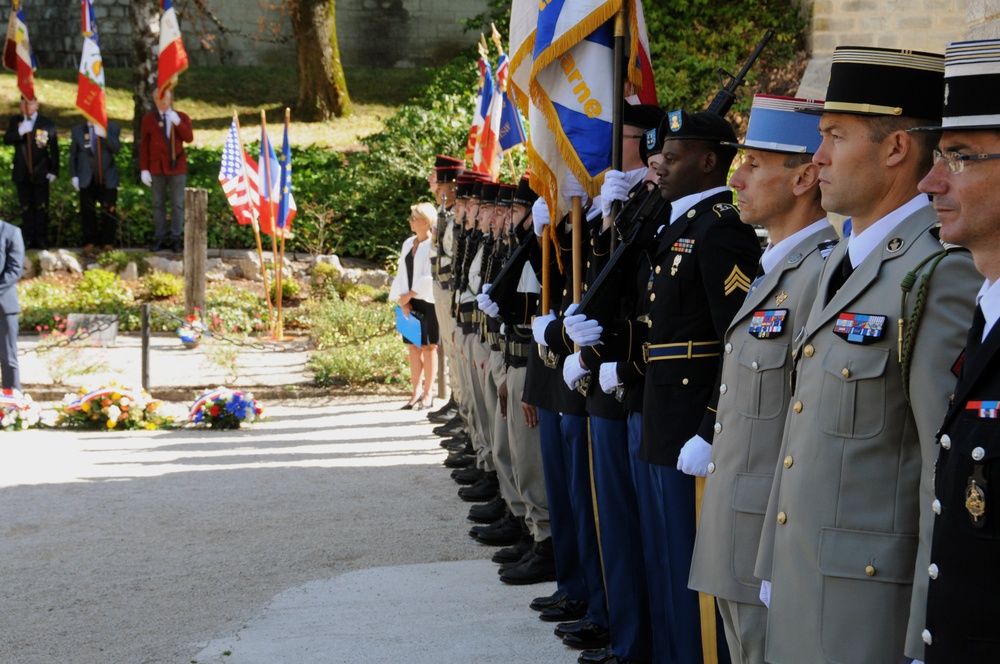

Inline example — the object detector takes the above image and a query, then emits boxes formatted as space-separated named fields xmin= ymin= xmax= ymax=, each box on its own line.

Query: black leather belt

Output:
xmin=642 ymin=341 xmax=720 ymax=362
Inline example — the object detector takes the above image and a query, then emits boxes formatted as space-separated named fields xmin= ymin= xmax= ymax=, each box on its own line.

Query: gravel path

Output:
xmin=0 ymin=396 xmax=509 ymax=664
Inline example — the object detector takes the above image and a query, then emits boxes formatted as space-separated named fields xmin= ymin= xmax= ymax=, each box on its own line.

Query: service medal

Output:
xmin=966 ymin=478 xmax=986 ymax=524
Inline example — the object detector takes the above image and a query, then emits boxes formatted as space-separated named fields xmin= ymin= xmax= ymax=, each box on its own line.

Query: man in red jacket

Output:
xmin=139 ymin=90 xmax=193 ymax=253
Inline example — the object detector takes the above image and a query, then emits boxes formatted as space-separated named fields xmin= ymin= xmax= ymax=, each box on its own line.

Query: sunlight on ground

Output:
xmin=0 ymin=400 xmax=442 ymax=488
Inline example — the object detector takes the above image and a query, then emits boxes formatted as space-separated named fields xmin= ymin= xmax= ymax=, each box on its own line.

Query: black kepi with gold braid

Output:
xmin=808 ymin=46 xmax=945 ymax=121
xmin=934 ymin=39 xmax=1000 ymax=130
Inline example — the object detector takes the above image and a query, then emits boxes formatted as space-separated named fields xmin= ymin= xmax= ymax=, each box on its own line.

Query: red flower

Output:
xmin=209 ymin=405 xmax=220 ymax=417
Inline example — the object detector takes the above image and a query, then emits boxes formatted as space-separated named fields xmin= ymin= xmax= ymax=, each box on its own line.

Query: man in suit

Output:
xmin=915 ymin=38 xmax=1000 ymax=664
xmin=0 ymin=219 xmax=24 ymax=390
xmin=686 ymin=94 xmax=836 ymax=664
xmin=3 ymin=96 xmax=59 ymax=250
xmin=69 ymin=120 xmax=122 ymax=250
xmin=139 ymin=90 xmax=193 ymax=253
xmin=754 ymin=47 xmax=980 ymax=663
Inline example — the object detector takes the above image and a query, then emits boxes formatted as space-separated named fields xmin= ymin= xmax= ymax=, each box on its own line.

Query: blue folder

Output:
xmin=395 ymin=306 xmax=423 ymax=347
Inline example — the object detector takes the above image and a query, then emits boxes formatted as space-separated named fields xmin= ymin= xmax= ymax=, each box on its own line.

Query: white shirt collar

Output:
xmin=976 ymin=278 xmax=1000 ymax=341
xmin=760 ymin=218 xmax=830 ymax=275
xmin=669 ymin=185 xmax=731 ymax=225
xmin=845 ymin=194 xmax=931 ymax=268
xmin=27 ymin=112 xmax=37 ymax=123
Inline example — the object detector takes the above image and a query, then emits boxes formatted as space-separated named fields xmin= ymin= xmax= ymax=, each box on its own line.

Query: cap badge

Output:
xmin=886 ymin=237 xmax=904 ymax=253
xmin=669 ymin=110 xmax=682 ymax=132
xmin=645 ymin=129 xmax=657 ymax=150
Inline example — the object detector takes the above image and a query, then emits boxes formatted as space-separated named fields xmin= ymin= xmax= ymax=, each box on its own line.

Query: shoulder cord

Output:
xmin=899 ymin=248 xmax=949 ymax=402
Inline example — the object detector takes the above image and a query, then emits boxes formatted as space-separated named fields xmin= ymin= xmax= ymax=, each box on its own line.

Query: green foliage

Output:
xmin=643 ymin=1 xmax=809 ymax=130
xmin=73 ymin=269 xmax=135 ymax=311
xmin=97 ymin=249 xmax=132 ymax=272
xmin=203 ymin=284 xmax=270 ymax=335
xmin=309 ymin=335 xmax=409 ymax=387
xmin=269 ymin=276 xmax=302 ymax=302
xmin=141 ymin=271 xmax=184 ymax=300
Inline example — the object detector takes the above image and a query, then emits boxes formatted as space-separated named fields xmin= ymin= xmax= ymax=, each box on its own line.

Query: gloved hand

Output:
xmin=532 ymin=310 xmax=555 ymax=346
xmin=562 ymin=351 xmax=590 ymax=390
xmin=601 ymin=169 xmax=631 ymax=217
xmin=677 ymin=435 xmax=713 ymax=477
xmin=71 ymin=177 xmax=80 ymax=191
xmin=166 ymin=109 xmax=181 ymax=126
xmin=141 ymin=170 xmax=153 ymax=187
xmin=18 ymin=119 xmax=33 ymax=135
xmin=476 ymin=292 xmax=500 ymax=318
xmin=45 ymin=173 xmax=56 ymax=183
xmin=599 ymin=362 xmax=620 ymax=394
xmin=759 ymin=580 xmax=771 ymax=608
xmin=564 ymin=313 xmax=602 ymax=346
xmin=562 ymin=170 xmax=588 ymax=205
xmin=532 ymin=198 xmax=550 ymax=237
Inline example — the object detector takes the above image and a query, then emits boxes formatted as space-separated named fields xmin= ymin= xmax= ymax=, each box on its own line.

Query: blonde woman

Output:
xmin=389 ymin=202 xmax=439 ymax=410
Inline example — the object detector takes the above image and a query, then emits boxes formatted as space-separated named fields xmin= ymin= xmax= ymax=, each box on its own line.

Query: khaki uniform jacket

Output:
xmin=689 ymin=222 xmax=838 ymax=605
xmin=755 ymin=204 xmax=979 ymax=663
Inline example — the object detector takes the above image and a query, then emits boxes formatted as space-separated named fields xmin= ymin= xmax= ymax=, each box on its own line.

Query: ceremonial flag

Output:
xmin=499 ymin=86 xmax=527 ymax=153
xmin=508 ymin=0 xmax=537 ymax=116
xmin=219 ymin=118 xmax=255 ymax=226
xmin=476 ymin=54 xmax=505 ymax=179
xmin=465 ymin=54 xmax=492 ymax=167
xmin=76 ymin=0 xmax=107 ymax=136
xmin=627 ymin=0 xmax=657 ymax=105
xmin=257 ymin=125 xmax=288 ymax=237
xmin=276 ymin=121 xmax=297 ymax=232
xmin=157 ymin=0 xmax=188 ymax=100
xmin=3 ymin=0 xmax=36 ymax=100
xmin=525 ymin=0 xmax=657 ymax=220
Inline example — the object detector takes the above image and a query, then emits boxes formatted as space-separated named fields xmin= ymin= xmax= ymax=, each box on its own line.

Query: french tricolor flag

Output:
xmin=157 ymin=0 xmax=188 ymax=100
xmin=3 ymin=0 xmax=37 ymax=101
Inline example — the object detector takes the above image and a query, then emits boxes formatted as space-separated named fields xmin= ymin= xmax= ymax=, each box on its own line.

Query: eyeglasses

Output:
xmin=932 ymin=149 xmax=1000 ymax=175
xmin=623 ymin=133 xmax=645 ymax=140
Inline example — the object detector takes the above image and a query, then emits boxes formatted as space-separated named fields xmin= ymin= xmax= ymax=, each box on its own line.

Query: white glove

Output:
xmin=601 ymin=170 xmax=631 ymax=217
xmin=166 ymin=109 xmax=181 ymax=126
xmin=45 ymin=173 xmax=56 ymax=183
xmin=599 ymin=362 xmax=620 ymax=394
xmin=911 ymin=661 xmax=924 ymax=664
xmin=532 ymin=198 xmax=550 ymax=237
xmin=532 ymin=310 xmax=555 ymax=346
xmin=759 ymin=580 xmax=771 ymax=608
xmin=562 ymin=351 xmax=590 ymax=390
xmin=476 ymin=292 xmax=500 ymax=318
xmin=141 ymin=170 xmax=153 ymax=186
xmin=564 ymin=313 xmax=603 ymax=347
xmin=18 ymin=119 xmax=33 ymax=135
xmin=677 ymin=435 xmax=712 ymax=477
xmin=562 ymin=170 xmax=588 ymax=204
xmin=71 ymin=176 xmax=80 ymax=191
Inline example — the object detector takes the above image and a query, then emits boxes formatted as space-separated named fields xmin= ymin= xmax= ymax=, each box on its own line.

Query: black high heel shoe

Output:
xmin=401 ymin=393 xmax=423 ymax=410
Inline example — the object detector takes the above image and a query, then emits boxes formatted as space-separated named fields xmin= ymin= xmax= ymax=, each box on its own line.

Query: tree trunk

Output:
xmin=292 ymin=0 xmax=353 ymax=120
xmin=131 ymin=0 xmax=159 ymax=177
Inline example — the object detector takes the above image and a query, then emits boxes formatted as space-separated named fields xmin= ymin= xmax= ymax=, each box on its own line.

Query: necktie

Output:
xmin=826 ymin=251 xmax=854 ymax=304
xmin=969 ymin=304 xmax=986 ymax=353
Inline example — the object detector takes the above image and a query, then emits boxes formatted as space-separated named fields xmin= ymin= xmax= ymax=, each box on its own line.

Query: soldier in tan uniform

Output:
xmin=754 ymin=47 xmax=981 ymax=663
xmin=687 ymin=94 xmax=837 ymax=664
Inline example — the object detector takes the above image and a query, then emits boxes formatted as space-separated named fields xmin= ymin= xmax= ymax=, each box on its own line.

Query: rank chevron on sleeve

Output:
xmin=724 ymin=265 xmax=752 ymax=295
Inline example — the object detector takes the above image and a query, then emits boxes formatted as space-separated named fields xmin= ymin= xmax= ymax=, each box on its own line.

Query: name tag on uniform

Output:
xmin=833 ymin=312 xmax=886 ymax=344
xmin=966 ymin=400 xmax=1000 ymax=419
xmin=748 ymin=309 xmax=788 ymax=339
xmin=671 ymin=238 xmax=695 ymax=254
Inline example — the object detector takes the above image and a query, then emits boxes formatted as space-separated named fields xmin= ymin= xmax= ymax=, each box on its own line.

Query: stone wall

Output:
xmin=967 ymin=0 xmax=1000 ymax=37
xmin=796 ymin=0 xmax=970 ymax=97
xmin=0 ymin=0 xmax=490 ymax=70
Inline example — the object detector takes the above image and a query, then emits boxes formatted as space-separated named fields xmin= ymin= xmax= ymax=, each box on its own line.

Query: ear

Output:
xmin=702 ymin=150 xmax=718 ymax=173
xmin=883 ymin=129 xmax=911 ymax=168
xmin=791 ymin=162 xmax=820 ymax=197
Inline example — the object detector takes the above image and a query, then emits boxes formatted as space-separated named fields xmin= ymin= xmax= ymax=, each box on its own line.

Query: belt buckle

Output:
xmin=642 ymin=342 xmax=651 ymax=363
xmin=575 ymin=374 xmax=591 ymax=397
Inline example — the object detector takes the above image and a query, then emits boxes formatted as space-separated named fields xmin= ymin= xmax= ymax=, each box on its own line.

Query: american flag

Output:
xmin=219 ymin=119 xmax=259 ymax=227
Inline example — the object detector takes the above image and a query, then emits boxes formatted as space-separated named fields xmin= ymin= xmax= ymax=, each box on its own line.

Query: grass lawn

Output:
xmin=0 ymin=66 xmax=434 ymax=150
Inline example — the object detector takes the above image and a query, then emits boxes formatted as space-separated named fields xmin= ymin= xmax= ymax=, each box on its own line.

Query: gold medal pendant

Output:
xmin=966 ymin=475 xmax=987 ymax=526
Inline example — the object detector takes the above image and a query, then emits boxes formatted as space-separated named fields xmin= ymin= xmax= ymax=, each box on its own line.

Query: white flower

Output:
xmin=107 ymin=405 xmax=121 ymax=421
xmin=119 ymin=397 xmax=130 ymax=408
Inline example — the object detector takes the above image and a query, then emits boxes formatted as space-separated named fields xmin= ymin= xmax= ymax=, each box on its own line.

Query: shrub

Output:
xmin=73 ymin=269 xmax=135 ymax=312
xmin=269 ymin=276 xmax=302 ymax=302
xmin=309 ymin=335 xmax=408 ymax=387
xmin=141 ymin=271 xmax=184 ymax=300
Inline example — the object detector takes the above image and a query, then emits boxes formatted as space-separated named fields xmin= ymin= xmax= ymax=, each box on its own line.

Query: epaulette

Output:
xmin=818 ymin=239 xmax=838 ymax=259
xmin=713 ymin=202 xmax=739 ymax=217
xmin=929 ymin=223 xmax=965 ymax=252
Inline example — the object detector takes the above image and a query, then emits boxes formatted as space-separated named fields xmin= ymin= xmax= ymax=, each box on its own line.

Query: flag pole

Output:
xmin=261 ymin=109 xmax=283 ymax=340
xmin=276 ymin=106 xmax=291 ymax=341
xmin=609 ymin=5 xmax=627 ymax=254
xmin=571 ymin=195 xmax=583 ymax=304
xmin=234 ymin=110 xmax=274 ymax=331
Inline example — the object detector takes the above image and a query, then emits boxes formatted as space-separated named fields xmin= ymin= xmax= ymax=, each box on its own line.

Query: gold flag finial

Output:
xmin=490 ymin=22 xmax=504 ymax=55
